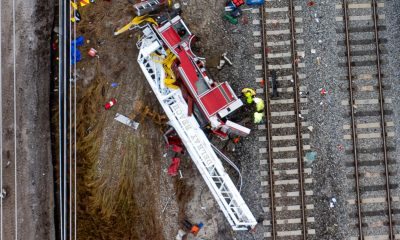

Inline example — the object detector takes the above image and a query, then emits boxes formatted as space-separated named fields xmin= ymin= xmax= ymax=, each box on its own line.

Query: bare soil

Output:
xmin=72 ymin=0 xmax=253 ymax=239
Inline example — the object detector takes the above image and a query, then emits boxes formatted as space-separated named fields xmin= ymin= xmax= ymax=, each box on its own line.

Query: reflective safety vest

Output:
xmin=242 ymin=88 xmax=256 ymax=104
xmin=246 ymin=96 xmax=253 ymax=104
xmin=253 ymin=112 xmax=264 ymax=124
xmin=253 ymin=97 xmax=265 ymax=112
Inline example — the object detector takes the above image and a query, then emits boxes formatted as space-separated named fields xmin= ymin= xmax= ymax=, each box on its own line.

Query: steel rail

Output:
xmin=73 ymin=1 xmax=78 ymax=238
xmin=0 ymin=0 xmax=3 ymax=238
xmin=371 ymin=0 xmax=393 ymax=238
xmin=69 ymin=11 xmax=73 ymax=240
xmin=288 ymin=0 xmax=307 ymax=238
xmin=342 ymin=0 xmax=363 ymax=238
xmin=58 ymin=0 xmax=69 ymax=238
xmin=260 ymin=4 xmax=277 ymax=239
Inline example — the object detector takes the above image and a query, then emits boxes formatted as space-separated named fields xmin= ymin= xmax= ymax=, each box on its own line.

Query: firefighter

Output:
xmin=253 ymin=112 xmax=264 ymax=124
xmin=253 ymin=97 xmax=265 ymax=124
xmin=253 ymin=97 xmax=264 ymax=112
xmin=241 ymin=88 xmax=256 ymax=104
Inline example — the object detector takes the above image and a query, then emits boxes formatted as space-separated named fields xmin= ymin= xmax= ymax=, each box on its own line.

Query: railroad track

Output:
xmin=58 ymin=0 xmax=78 ymax=238
xmin=337 ymin=0 xmax=399 ymax=239
xmin=259 ymin=1 xmax=315 ymax=239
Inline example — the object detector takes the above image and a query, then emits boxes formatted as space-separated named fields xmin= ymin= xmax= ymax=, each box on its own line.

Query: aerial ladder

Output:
xmin=136 ymin=17 xmax=257 ymax=230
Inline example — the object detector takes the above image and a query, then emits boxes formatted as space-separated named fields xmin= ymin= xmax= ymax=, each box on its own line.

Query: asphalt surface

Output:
xmin=0 ymin=0 xmax=55 ymax=239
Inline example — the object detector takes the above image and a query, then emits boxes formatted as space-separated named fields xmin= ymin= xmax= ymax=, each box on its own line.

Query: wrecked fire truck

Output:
xmin=136 ymin=14 xmax=257 ymax=230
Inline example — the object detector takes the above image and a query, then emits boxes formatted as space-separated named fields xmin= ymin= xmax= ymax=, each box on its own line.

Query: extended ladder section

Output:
xmin=137 ymin=26 xmax=257 ymax=230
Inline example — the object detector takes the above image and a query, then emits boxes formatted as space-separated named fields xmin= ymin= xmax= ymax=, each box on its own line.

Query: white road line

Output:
xmin=12 ymin=0 xmax=18 ymax=236
xmin=336 ymin=15 xmax=385 ymax=21
xmin=0 ymin=0 xmax=3 ymax=237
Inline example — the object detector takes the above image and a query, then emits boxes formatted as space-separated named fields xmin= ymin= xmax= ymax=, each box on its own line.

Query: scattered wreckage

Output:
xmin=125 ymin=1 xmax=258 ymax=230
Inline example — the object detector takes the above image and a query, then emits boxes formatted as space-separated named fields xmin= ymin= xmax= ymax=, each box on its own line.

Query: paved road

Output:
xmin=0 ymin=0 xmax=55 ymax=239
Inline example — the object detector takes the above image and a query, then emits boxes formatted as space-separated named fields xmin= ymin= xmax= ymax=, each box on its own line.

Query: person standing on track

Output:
xmin=253 ymin=97 xmax=265 ymax=124
xmin=241 ymin=87 xmax=256 ymax=104
xmin=241 ymin=88 xmax=265 ymax=124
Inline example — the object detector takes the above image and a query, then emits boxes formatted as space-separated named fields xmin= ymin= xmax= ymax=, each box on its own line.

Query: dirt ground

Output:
xmin=72 ymin=0 xmax=256 ymax=239
xmin=0 ymin=0 xmax=55 ymax=239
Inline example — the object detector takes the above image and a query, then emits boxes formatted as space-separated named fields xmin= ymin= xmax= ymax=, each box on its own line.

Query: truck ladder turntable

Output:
xmin=136 ymin=23 xmax=257 ymax=230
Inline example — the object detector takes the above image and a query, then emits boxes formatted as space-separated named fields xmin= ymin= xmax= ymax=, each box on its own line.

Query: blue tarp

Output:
xmin=71 ymin=36 xmax=84 ymax=65
xmin=246 ymin=0 xmax=265 ymax=5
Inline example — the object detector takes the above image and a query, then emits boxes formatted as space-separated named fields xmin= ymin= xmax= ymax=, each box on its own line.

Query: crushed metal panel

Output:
xmin=114 ymin=113 xmax=139 ymax=130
